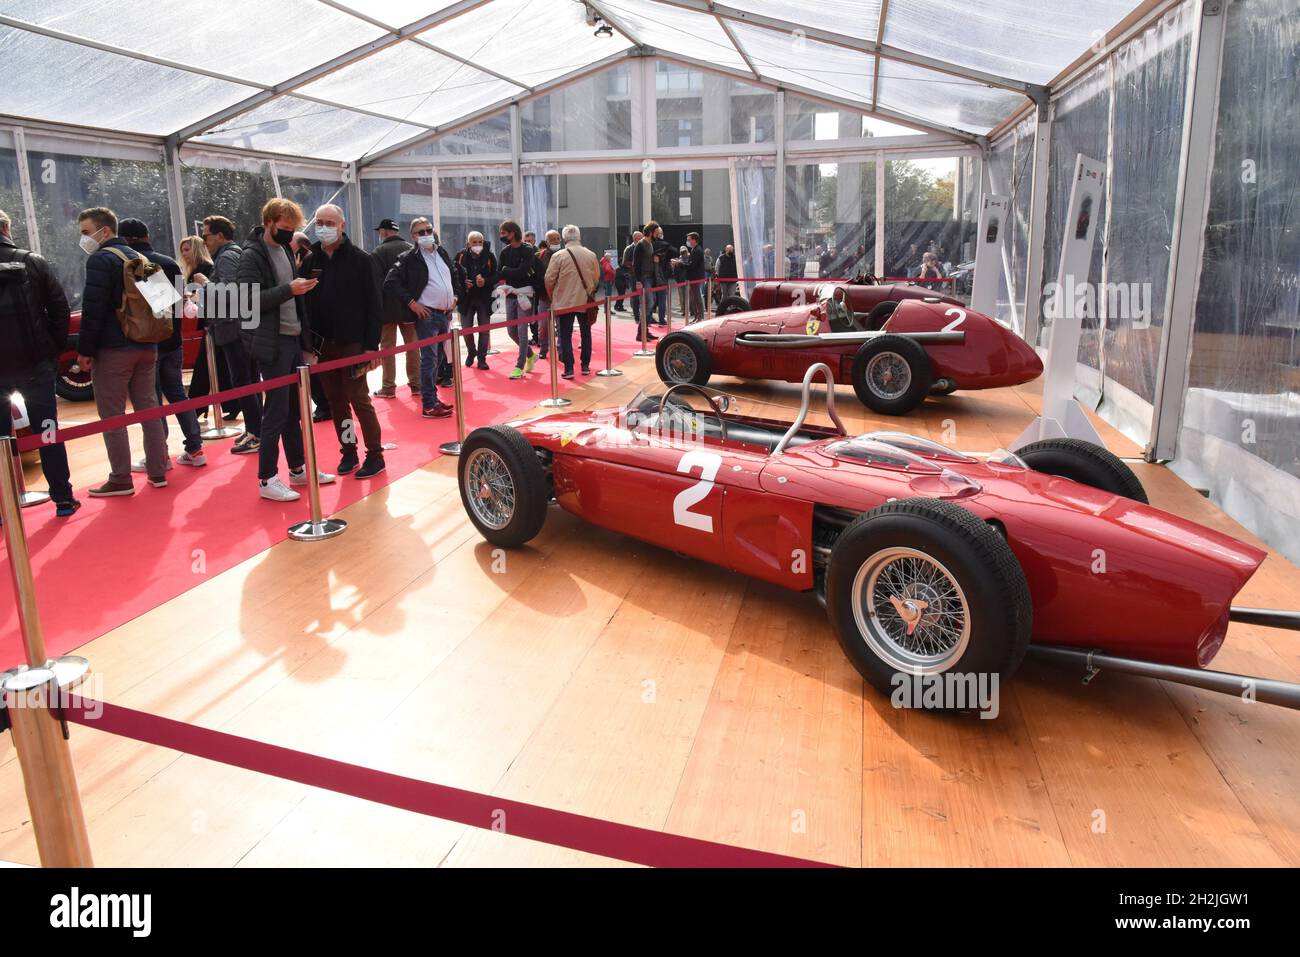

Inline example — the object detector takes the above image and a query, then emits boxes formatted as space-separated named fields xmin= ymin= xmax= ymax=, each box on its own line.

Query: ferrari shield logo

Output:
xmin=806 ymin=316 xmax=821 ymax=335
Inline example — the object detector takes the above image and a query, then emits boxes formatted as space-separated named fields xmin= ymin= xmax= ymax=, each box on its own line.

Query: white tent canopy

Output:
xmin=0 ymin=0 xmax=1140 ymax=163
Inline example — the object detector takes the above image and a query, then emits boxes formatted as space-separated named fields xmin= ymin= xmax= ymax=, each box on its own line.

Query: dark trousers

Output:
xmin=462 ymin=297 xmax=492 ymax=359
xmin=156 ymin=348 xmax=202 ymax=453
xmin=257 ymin=336 xmax=305 ymax=481
xmin=0 ymin=360 xmax=73 ymax=503
xmin=218 ymin=336 xmax=263 ymax=437
xmin=556 ymin=312 xmax=592 ymax=373
xmin=311 ymin=373 xmax=331 ymax=417
xmin=188 ymin=336 xmax=237 ymax=414
xmin=319 ymin=339 xmax=383 ymax=460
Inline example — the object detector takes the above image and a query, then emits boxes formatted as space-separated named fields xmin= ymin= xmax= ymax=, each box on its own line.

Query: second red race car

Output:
xmin=657 ymin=286 xmax=1042 ymax=415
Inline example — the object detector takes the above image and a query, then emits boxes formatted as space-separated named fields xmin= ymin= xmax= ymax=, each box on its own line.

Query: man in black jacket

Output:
xmin=194 ymin=215 xmax=262 ymax=453
xmin=0 ymin=208 xmax=78 ymax=517
xmin=493 ymin=220 xmax=537 ymax=380
xmin=120 ymin=218 xmax=204 ymax=472
xmin=383 ymin=218 xmax=464 ymax=416
xmin=715 ymin=244 xmax=737 ymax=304
xmin=301 ymin=204 xmax=386 ymax=479
xmin=682 ymin=232 xmax=706 ymax=323
xmin=370 ymin=218 xmax=417 ymax=399
xmin=454 ymin=231 xmax=496 ymax=370
xmin=75 ymin=206 xmax=169 ymax=497
xmin=236 ymin=198 xmax=332 ymax=502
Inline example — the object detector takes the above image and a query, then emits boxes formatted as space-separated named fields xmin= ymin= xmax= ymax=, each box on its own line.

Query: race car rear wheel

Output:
xmin=850 ymin=334 xmax=933 ymax=415
xmin=1015 ymin=437 xmax=1148 ymax=504
xmin=826 ymin=498 xmax=1032 ymax=705
xmin=458 ymin=425 xmax=549 ymax=548
xmin=717 ymin=294 xmax=750 ymax=315
xmin=655 ymin=333 xmax=712 ymax=387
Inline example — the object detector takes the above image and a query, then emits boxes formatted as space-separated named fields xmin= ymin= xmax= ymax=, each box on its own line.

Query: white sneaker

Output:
xmin=289 ymin=467 xmax=336 ymax=487
xmin=131 ymin=457 xmax=173 ymax=473
xmin=177 ymin=451 xmax=207 ymax=467
xmin=259 ymin=476 xmax=300 ymax=502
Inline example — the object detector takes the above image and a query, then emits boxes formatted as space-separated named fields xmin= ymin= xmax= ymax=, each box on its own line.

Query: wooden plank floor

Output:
xmin=2 ymin=353 xmax=1298 ymax=867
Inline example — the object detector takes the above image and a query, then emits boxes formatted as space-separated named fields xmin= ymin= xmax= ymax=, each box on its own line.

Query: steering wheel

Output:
xmin=657 ymin=384 xmax=729 ymax=442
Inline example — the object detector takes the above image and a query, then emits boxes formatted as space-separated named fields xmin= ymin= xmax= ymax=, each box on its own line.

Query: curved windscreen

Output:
xmin=860 ymin=431 xmax=977 ymax=462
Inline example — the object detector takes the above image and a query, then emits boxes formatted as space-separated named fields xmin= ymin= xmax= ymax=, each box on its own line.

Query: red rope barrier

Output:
xmin=62 ymin=696 xmax=835 ymax=869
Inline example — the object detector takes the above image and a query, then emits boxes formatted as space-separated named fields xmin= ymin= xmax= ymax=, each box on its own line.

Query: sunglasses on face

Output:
xmin=414 ymin=228 xmax=434 ymax=237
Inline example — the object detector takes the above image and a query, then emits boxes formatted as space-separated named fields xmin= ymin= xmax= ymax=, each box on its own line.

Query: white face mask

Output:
xmin=548 ymin=242 xmax=560 ymax=252
xmin=470 ymin=244 xmax=483 ymax=255
xmin=417 ymin=234 xmax=436 ymax=250
xmin=316 ymin=225 xmax=339 ymax=245
xmin=79 ymin=228 xmax=103 ymax=255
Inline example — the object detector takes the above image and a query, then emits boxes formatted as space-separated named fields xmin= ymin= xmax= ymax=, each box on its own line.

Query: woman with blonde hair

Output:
xmin=178 ymin=234 xmax=213 ymax=282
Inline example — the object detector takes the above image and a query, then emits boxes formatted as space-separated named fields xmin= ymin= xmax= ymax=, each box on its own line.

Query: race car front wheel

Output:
xmin=716 ymin=294 xmax=750 ymax=315
xmin=850 ymin=335 xmax=933 ymax=415
xmin=1015 ymin=437 xmax=1148 ymax=504
xmin=825 ymin=498 xmax=1032 ymax=706
xmin=655 ymin=333 xmax=712 ymax=387
xmin=458 ymin=426 xmax=549 ymax=547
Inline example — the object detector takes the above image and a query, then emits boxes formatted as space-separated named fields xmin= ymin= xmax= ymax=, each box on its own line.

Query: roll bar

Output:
xmin=772 ymin=363 xmax=848 ymax=456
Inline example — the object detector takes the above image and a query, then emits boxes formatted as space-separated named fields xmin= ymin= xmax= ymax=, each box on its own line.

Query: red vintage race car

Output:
xmin=57 ymin=309 xmax=203 ymax=402
xmin=657 ymin=288 xmax=1043 ymax=415
xmin=716 ymin=273 xmax=963 ymax=316
xmin=456 ymin=368 xmax=1300 ymax=711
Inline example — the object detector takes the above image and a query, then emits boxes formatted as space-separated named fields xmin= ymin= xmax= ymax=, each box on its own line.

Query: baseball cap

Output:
xmin=374 ymin=218 xmax=400 ymax=231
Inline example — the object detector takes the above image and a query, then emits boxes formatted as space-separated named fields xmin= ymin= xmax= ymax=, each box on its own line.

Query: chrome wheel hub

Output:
xmin=866 ymin=352 xmax=911 ymax=400
xmin=465 ymin=448 xmax=516 ymax=530
xmin=663 ymin=342 xmax=697 ymax=383
xmin=851 ymin=547 xmax=970 ymax=673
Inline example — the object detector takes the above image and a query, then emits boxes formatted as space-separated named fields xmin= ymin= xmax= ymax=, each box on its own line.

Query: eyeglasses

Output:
xmin=414 ymin=228 xmax=434 ymax=237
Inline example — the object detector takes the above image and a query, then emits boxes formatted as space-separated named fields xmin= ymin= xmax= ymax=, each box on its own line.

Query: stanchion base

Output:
xmin=17 ymin=490 xmax=51 ymax=508
xmin=287 ymin=518 xmax=348 ymax=542
xmin=596 ymin=368 xmax=624 ymax=377
xmin=439 ymin=441 xmax=462 ymax=455
xmin=633 ymin=349 xmax=656 ymax=357
xmin=538 ymin=397 xmax=573 ymax=408
xmin=200 ymin=426 xmax=242 ymax=441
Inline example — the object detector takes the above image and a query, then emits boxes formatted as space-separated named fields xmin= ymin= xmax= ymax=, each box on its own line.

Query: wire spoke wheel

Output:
xmin=866 ymin=351 xmax=911 ymax=400
xmin=465 ymin=447 xmax=517 ymax=530
xmin=852 ymin=546 xmax=970 ymax=673
xmin=663 ymin=341 xmax=698 ymax=383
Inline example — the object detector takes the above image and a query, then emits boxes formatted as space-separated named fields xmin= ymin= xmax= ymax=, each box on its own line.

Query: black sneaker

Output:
xmin=476 ymin=359 xmax=489 ymax=371
xmin=355 ymin=455 xmax=386 ymax=479
xmin=465 ymin=353 xmax=476 ymax=368
xmin=562 ymin=369 xmax=575 ymax=380
xmin=54 ymin=498 xmax=82 ymax=518
xmin=312 ymin=408 xmax=332 ymax=423
xmin=230 ymin=433 xmax=260 ymax=455
xmin=337 ymin=452 xmax=360 ymax=475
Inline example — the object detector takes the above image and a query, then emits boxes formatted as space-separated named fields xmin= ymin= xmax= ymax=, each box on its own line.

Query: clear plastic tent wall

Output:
xmin=1173 ymin=0 xmax=1300 ymax=566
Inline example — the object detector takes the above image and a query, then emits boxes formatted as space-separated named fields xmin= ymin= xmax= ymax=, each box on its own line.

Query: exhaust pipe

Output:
xmin=1027 ymin=645 xmax=1300 ymax=711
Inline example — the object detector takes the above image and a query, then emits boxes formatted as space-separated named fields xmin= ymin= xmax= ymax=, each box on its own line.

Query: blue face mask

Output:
xmin=417 ymin=234 xmax=436 ymax=250
xmin=316 ymin=225 xmax=339 ymax=245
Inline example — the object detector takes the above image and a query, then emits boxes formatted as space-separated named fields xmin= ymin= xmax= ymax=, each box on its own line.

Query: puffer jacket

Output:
xmin=79 ymin=237 xmax=153 ymax=355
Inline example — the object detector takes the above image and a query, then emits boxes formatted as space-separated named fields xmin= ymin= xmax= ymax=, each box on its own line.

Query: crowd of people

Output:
xmin=1 ymin=200 xmax=727 ymax=517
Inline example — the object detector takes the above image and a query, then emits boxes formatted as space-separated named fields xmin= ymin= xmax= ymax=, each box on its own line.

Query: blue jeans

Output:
xmin=0 ymin=360 xmax=73 ymax=503
xmin=417 ymin=310 xmax=449 ymax=408
xmin=505 ymin=295 xmax=534 ymax=370
xmin=156 ymin=348 xmax=202 ymax=453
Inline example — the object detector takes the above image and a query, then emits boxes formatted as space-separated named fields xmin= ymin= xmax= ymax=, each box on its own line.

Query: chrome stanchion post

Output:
xmin=597 ymin=296 xmax=622 ymax=377
xmin=439 ymin=317 xmax=468 ymax=454
xmin=634 ymin=284 xmax=654 ymax=358
xmin=0 ymin=436 xmax=94 ymax=867
xmin=199 ymin=331 xmax=241 ymax=441
xmin=705 ymin=276 xmax=713 ymax=322
xmin=287 ymin=366 xmax=346 ymax=542
xmin=538 ymin=308 xmax=572 ymax=408
xmin=8 ymin=429 xmax=49 ymax=508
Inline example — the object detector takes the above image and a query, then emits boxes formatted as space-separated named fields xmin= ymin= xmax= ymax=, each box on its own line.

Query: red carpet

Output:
xmin=0 ymin=318 xmax=647 ymax=665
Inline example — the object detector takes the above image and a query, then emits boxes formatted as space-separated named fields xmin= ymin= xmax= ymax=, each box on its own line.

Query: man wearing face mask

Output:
xmin=454 ymin=230 xmax=496 ymax=370
xmin=370 ymin=218 xmax=417 ymax=399
xmin=532 ymin=229 xmax=561 ymax=363
xmin=494 ymin=220 xmax=537 ymax=381
xmin=300 ymin=205 xmax=387 ymax=479
xmin=291 ymin=230 xmax=330 ymax=423
xmin=236 ymin=198 xmax=333 ymax=502
xmin=384 ymin=218 xmax=463 ymax=417
xmin=75 ymin=206 xmax=170 ymax=497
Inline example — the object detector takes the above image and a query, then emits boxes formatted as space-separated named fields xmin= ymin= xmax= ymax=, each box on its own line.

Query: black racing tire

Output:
xmin=1015 ymin=437 xmax=1148 ymax=504
xmin=458 ymin=425 xmax=550 ymax=547
xmin=858 ymin=301 xmax=898 ymax=331
xmin=55 ymin=361 xmax=94 ymax=402
xmin=850 ymin=334 xmax=933 ymax=415
xmin=655 ymin=332 xmax=712 ymax=387
xmin=717 ymin=294 xmax=751 ymax=315
xmin=825 ymin=498 xmax=1033 ymax=705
